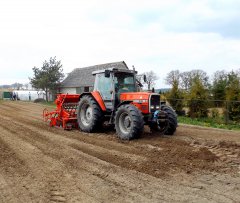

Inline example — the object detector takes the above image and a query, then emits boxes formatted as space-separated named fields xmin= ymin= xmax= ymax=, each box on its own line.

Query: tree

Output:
xmin=23 ymin=83 xmax=29 ymax=90
xmin=212 ymin=70 xmax=228 ymax=106
xmin=166 ymin=80 xmax=184 ymax=115
xmin=136 ymin=74 xmax=144 ymax=89
xmin=225 ymin=71 xmax=240 ymax=122
xmin=30 ymin=57 xmax=64 ymax=101
xmin=180 ymin=71 xmax=191 ymax=90
xmin=187 ymin=77 xmax=209 ymax=118
xmin=143 ymin=71 xmax=159 ymax=90
xmin=165 ymin=70 xmax=181 ymax=86
xmin=180 ymin=70 xmax=209 ymax=91
xmin=165 ymin=70 xmax=184 ymax=114
xmin=11 ymin=82 xmax=23 ymax=90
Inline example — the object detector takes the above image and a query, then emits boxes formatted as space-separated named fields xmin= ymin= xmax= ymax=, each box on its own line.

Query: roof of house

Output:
xmin=61 ymin=61 xmax=129 ymax=88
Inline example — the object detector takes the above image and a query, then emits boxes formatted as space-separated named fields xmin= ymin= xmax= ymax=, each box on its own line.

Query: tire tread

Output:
xmin=115 ymin=104 xmax=144 ymax=140
xmin=161 ymin=105 xmax=178 ymax=135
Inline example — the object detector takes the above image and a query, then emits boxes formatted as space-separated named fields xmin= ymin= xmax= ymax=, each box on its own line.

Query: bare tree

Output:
xmin=136 ymin=74 xmax=143 ymax=84
xmin=143 ymin=71 xmax=159 ymax=90
xmin=180 ymin=69 xmax=209 ymax=90
xmin=23 ymin=83 xmax=29 ymax=90
xmin=165 ymin=70 xmax=181 ymax=86
xmin=11 ymin=83 xmax=23 ymax=90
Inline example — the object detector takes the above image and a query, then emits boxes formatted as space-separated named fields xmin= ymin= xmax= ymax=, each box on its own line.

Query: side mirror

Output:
xmin=143 ymin=74 xmax=147 ymax=82
xmin=105 ymin=70 xmax=110 ymax=78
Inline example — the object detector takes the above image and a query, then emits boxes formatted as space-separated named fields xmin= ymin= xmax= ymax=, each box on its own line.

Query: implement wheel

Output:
xmin=77 ymin=95 xmax=103 ymax=132
xmin=115 ymin=104 xmax=144 ymax=140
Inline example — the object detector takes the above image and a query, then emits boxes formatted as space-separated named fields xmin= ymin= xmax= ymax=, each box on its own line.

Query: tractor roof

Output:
xmin=92 ymin=67 xmax=137 ymax=75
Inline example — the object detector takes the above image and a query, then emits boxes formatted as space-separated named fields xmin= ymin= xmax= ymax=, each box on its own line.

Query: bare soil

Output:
xmin=0 ymin=101 xmax=240 ymax=203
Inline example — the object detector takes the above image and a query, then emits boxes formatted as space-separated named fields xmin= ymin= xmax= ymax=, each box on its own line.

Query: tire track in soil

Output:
xmin=0 ymin=113 xmax=161 ymax=202
xmin=0 ymin=105 xmax=42 ymax=121
xmin=0 ymin=136 xmax=27 ymax=176
xmin=0 ymin=111 xmax=73 ymax=202
xmin=0 ymin=104 xmax=174 ymax=177
xmin=1 ymin=101 xmax=240 ymax=202
xmin=0 ymin=103 xmax=149 ymax=159
xmin=0 ymin=114 xmax=155 ymax=194
xmin=0 ymin=125 xmax=74 ymax=203
xmin=0 ymin=122 xmax=161 ymax=200
xmin=1 ymin=105 xmax=204 ymax=202
xmin=48 ymin=181 xmax=66 ymax=203
xmin=0 ymin=103 xmax=131 ymax=151
xmin=0 ymin=137 xmax=30 ymax=203
xmin=0 ymin=113 xmax=229 ymax=178
xmin=0 ymin=174 xmax=17 ymax=203
xmin=0 ymin=115 xmax=147 ymax=167
xmin=0 ymin=102 xmax=235 ymax=177
xmin=0 ymin=131 xmax=44 ymax=203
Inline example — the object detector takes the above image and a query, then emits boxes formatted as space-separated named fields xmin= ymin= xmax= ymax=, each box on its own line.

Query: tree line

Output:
xmin=0 ymin=83 xmax=28 ymax=90
xmin=164 ymin=69 xmax=240 ymax=122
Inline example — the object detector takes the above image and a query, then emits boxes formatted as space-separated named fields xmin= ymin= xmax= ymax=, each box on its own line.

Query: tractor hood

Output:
xmin=120 ymin=92 xmax=152 ymax=102
xmin=120 ymin=92 xmax=161 ymax=114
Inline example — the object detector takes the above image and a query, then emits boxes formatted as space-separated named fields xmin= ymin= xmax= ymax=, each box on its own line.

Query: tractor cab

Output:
xmin=92 ymin=68 xmax=138 ymax=111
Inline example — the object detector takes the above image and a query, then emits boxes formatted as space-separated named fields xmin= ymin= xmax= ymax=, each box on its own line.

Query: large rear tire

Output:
xmin=115 ymin=104 xmax=144 ymax=140
xmin=161 ymin=105 xmax=177 ymax=135
xmin=77 ymin=95 xmax=103 ymax=132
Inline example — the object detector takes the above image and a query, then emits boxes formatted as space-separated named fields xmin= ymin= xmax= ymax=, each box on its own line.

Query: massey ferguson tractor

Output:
xmin=43 ymin=68 xmax=177 ymax=140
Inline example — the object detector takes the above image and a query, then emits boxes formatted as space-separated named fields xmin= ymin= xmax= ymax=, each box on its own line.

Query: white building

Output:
xmin=14 ymin=90 xmax=52 ymax=101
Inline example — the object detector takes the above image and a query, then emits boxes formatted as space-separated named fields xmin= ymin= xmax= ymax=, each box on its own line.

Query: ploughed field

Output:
xmin=0 ymin=101 xmax=240 ymax=203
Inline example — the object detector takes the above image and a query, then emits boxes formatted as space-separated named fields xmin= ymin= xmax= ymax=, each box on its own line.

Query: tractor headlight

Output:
xmin=156 ymin=105 xmax=160 ymax=109
xmin=150 ymin=105 xmax=155 ymax=109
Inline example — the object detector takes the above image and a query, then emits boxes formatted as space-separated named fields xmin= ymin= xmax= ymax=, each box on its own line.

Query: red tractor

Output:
xmin=43 ymin=68 xmax=177 ymax=140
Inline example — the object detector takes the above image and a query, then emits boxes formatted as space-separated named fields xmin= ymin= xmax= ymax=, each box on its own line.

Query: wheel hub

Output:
xmin=80 ymin=103 xmax=93 ymax=126
xmin=124 ymin=116 xmax=131 ymax=128
xmin=86 ymin=107 xmax=92 ymax=120
xmin=119 ymin=113 xmax=132 ymax=134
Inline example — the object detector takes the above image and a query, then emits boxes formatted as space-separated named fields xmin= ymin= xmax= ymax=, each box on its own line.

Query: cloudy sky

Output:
xmin=1 ymin=0 xmax=240 ymax=87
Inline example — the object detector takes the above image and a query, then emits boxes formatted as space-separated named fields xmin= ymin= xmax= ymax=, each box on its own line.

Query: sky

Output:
xmin=0 ymin=0 xmax=240 ymax=88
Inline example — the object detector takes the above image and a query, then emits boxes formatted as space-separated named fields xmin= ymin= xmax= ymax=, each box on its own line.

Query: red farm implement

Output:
xmin=43 ymin=94 xmax=80 ymax=130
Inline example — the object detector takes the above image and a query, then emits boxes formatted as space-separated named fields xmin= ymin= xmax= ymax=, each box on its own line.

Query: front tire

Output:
xmin=77 ymin=95 xmax=103 ymax=132
xmin=161 ymin=105 xmax=177 ymax=135
xmin=115 ymin=104 xmax=144 ymax=140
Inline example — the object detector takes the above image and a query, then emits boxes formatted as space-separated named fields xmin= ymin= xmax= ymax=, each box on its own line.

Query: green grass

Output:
xmin=38 ymin=101 xmax=56 ymax=107
xmin=178 ymin=116 xmax=240 ymax=131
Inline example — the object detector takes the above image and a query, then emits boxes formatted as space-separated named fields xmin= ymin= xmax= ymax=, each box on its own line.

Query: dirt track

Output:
xmin=0 ymin=101 xmax=240 ymax=203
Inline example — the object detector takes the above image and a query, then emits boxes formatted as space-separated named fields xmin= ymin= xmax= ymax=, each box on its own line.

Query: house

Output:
xmin=60 ymin=61 xmax=129 ymax=94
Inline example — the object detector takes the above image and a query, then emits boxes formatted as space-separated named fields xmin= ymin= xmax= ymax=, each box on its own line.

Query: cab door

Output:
xmin=94 ymin=73 xmax=114 ymax=111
